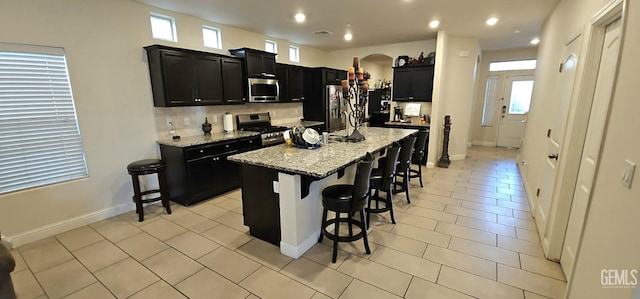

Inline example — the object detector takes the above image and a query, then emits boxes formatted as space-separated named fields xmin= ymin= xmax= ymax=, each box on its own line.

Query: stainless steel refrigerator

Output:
xmin=302 ymin=67 xmax=348 ymax=133
xmin=327 ymin=85 xmax=346 ymax=132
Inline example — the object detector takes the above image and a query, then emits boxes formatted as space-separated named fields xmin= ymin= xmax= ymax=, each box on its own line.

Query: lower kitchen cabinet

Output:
xmin=159 ymin=136 xmax=260 ymax=206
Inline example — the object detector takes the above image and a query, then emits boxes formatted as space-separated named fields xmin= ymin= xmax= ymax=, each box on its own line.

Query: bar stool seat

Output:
xmin=367 ymin=145 xmax=401 ymax=226
xmin=127 ymin=159 xmax=171 ymax=222
xmin=319 ymin=153 xmax=374 ymax=263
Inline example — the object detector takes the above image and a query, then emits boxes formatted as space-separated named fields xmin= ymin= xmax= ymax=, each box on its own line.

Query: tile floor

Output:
xmin=8 ymin=147 xmax=567 ymax=299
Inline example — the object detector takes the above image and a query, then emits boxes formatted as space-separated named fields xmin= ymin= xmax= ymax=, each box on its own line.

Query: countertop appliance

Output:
xmin=394 ymin=106 xmax=404 ymax=121
xmin=236 ymin=112 xmax=288 ymax=147
xmin=248 ymin=77 xmax=279 ymax=102
xmin=327 ymin=85 xmax=346 ymax=132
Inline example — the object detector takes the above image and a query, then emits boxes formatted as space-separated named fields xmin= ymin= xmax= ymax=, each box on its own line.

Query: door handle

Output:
xmin=548 ymin=154 xmax=559 ymax=160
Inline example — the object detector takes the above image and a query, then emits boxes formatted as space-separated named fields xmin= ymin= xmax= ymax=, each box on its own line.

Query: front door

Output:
xmin=561 ymin=18 xmax=622 ymax=281
xmin=497 ymin=75 xmax=534 ymax=148
xmin=535 ymin=34 xmax=582 ymax=240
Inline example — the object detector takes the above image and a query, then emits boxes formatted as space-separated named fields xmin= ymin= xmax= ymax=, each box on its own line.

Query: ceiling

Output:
xmin=136 ymin=0 xmax=560 ymax=51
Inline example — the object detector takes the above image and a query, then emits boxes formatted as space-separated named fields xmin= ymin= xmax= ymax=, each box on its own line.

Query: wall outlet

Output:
xmin=273 ymin=181 xmax=279 ymax=193
xmin=271 ymin=111 xmax=276 ymax=117
xmin=295 ymin=109 xmax=299 ymax=115
xmin=184 ymin=117 xmax=190 ymax=126
xmin=213 ymin=115 xmax=218 ymax=123
xmin=166 ymin=118 xmax=173 ymax=127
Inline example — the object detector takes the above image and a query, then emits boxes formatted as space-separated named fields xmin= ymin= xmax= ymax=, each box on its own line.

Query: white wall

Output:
xmin=0 ymin=0 xmax=329 ymax=246
xmin=470 ymin=47 xmax=538 ymax=146
xmin=566 ymin=0 xmax=640 ymax=298
xmin=519 ymin=0 xmax=640 ymax=297
xmin=430 ymin=36 xmax=481 ymax=162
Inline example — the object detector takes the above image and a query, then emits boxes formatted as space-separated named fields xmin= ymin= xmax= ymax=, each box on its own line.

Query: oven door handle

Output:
xmin=261 ymin=73 xmax=276 ymax=78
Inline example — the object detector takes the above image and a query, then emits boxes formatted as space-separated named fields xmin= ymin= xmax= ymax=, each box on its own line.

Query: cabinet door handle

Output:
xmin=261 ymin=73 xmax=275 ymax=78
xmin=199 ymin=150 xmax=204 ymax=153
xmin=225 ymin=144 xmax=230 ymax=148
xmin=409 ymin=96 xmax=414 ymax=100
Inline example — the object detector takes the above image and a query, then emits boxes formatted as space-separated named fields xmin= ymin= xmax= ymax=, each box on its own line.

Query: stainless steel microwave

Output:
xmin=248 ymin=78 xmax=279 ymax=102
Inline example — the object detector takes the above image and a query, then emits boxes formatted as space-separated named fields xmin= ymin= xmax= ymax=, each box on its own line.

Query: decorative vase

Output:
xmin=202 ymin=117 xmax=212 ymax=135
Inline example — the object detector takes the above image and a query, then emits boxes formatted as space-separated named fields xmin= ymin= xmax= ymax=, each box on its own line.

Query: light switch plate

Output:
xmin=622 ymin=159 xmax=636 ymax=189
xmin=166 ymin=118 xmax=173 ymax=127
xmin=212 ymin=115 xmax=218 ymax=123
xmin=184 ymin=117 xmax=190 ymax=126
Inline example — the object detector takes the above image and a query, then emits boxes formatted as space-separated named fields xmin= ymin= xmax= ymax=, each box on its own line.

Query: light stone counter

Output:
xmin=157 ymin=131 xmax=260 ymax=147
xmin=228 ymin=127 xmax=417 ymax=178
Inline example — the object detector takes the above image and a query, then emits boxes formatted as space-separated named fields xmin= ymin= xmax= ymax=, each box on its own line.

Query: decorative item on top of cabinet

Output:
xmin=144 ymin=45 xmax=244 ymax=107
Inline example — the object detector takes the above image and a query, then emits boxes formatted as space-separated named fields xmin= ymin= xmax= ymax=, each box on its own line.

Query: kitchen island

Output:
xmin=228 ymin=127 xmax=417 ymax=258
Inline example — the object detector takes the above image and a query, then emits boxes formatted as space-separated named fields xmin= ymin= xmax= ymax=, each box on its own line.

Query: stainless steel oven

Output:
xmin=248 ymin=78 xmax=279 ymax=102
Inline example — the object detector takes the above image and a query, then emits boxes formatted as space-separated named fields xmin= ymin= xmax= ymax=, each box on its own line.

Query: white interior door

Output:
xmin=535 ymin=35 xmax=582 ymax=237
xmin=497 ymin=76 xmax=534 ymax=147
xmin=561 ymin=18 xmax=621 ymax=281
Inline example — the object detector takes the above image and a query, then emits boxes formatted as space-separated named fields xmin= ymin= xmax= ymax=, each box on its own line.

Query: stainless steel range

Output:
xmin=236 ymin=112 xmax=288 ymax=147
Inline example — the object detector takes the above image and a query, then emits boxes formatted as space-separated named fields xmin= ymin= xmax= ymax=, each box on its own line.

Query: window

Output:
xmin=289 ymin=46 xmax=300 ymax=62
xmin=481 ymin=76 xmax=499 ymax=127
xmin=202 ymin=25 xmax=222 ymax=49
xmin=265 ymin=40 xmax=277 ymax=54
xmin=0 ymin=44 xmax=88 ymax=195
xmin=150 ymin=13 xmax=177 ymax=42
xmin=508 ymin=80 xmax=534 ymax=114
xmin=489 ymin=60 xmax=536 ymax=72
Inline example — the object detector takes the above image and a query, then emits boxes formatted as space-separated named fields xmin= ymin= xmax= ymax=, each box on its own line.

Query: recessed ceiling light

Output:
xmin=344 ymin=33 xmax=353 ymax=41
xmin=294 ymin=13 xmax=306 ymax=23
xmin=531 ymin=38 xmax=540 ymax=45
xmin=486 ymin=17 xmax=499 ymax=26
xmin=429 ymin=20 xmax=440 ymax=29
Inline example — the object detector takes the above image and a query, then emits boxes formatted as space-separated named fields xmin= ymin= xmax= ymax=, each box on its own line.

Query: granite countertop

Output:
xmin=279 ymin=120 xmax=325 ymax=129
xmin=384 ymin=121 xmax=430 ymax=128
xmin=228 ymin=127 xmax=417 ymax=178
xmin=157 ymin=131 xmax=260 ymax=147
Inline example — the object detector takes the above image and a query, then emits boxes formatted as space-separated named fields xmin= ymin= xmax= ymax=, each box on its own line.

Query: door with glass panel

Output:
xmin=496 ymin=76 xmax=534 ymax=147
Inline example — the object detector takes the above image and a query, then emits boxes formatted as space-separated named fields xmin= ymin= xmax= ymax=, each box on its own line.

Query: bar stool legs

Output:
xmin=127 ymin=159 xmax=172 ymax=222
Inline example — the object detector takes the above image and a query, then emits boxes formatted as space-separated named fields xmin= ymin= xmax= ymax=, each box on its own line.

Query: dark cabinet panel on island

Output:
xmin=159 ymin=136 xmax=260 ymax=206
xmin=145 ymin=45 xmax=243 ymax=107
xmin=392 ymin=65 xmax=434 ymax=102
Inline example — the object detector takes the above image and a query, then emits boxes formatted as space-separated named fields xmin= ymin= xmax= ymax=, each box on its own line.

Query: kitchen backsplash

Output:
xmin=154 ymin=102 xmax=304 ymax=140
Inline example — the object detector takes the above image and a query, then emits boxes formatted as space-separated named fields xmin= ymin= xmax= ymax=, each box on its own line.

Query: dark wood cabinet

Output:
xmin=324 ymin=68 xmax=347 ymax=85
xmin=145 ymin=45 xmax=243 ymax=107
xmin=221 ymin=58 xmax=245 ymax=104
xmin=229 ymin=48 xmax=277 ymax=78
xmin=392 ymin=65 xmax=434 ymax=102
xmin=275 ymin=63 xmax=306 ymax=102
xmin=159 ymin=136 xmax=260 ymax=206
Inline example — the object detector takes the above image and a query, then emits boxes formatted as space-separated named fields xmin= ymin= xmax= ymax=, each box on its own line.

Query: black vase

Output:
xmin=202 ymin=117 xmax=212 ymax=135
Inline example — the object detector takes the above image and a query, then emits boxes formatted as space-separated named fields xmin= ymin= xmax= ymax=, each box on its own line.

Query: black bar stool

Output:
xmin=127 ymin=159 xmax=171 ymax=222
xmin=409 ymin=130 xmax=429 ymax=187
xmin=393 ymin=135 xmax=417 ymax=203
xmin=319 ymin=153 xmax=375 ymax=263
xmin=367 ymin=145 xmax=401 ymax=227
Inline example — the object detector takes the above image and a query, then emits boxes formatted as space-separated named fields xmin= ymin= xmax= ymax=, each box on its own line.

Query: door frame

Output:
xmin=541 ymin=0 xmax=626 ymax=261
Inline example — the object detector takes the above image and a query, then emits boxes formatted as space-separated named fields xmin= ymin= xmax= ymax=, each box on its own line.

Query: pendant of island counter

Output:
xmin=228 ymin=126 xmax=418 ymax=258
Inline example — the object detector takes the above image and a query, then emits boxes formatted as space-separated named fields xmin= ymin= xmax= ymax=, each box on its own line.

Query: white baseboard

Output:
xmin=472 ymin=141 xmax=497 ymax=147
xmin=450 ymin=154 xmax=466 ymax=161
xmin=5 ymin=203 xmax=134 ymax=248
xmin=280 ymin=231 xmax=320 ymax=259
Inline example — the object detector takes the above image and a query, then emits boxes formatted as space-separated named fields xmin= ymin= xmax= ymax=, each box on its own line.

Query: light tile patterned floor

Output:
xmin=9 ymin=147 xmax=567 ymax=299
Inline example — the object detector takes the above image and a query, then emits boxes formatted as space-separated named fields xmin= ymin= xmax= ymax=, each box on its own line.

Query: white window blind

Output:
xmin=0 ymin=44 xmax=88 ymax=194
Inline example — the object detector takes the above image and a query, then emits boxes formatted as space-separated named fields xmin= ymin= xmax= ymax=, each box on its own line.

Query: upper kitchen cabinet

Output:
xmin=275 ymin=63 xmax=305 ymax=102
xmin=392 ymin=65 xmax=434 ymax=102
xmin=144 ymin=45 xmax=243 ymax=107
xmin=229 ymin=48 xmax=277 ymax=78
xmin=221 ymin=58 xmax=245 ymax=104
xmin=324 ymin=68 xmax=347 ymax=85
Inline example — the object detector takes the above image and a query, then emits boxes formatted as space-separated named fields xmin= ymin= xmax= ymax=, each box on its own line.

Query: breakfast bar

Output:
xmin=228 ymin=127 xmax=417 ymax=258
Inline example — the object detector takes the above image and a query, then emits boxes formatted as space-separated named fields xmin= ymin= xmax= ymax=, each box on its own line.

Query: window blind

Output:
xmin=0 ymin=45 xmax=88 ymax=194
